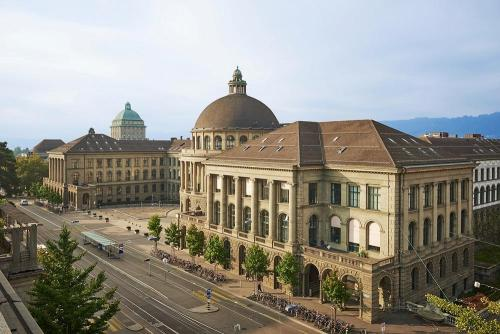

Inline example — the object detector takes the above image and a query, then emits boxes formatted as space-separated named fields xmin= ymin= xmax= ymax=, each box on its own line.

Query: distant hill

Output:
xmin=383 ymin=112 xmax=500 ymax=138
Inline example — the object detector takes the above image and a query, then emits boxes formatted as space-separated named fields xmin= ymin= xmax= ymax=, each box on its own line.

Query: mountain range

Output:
xmin=382 ymin=112 xmax=500 ymax=139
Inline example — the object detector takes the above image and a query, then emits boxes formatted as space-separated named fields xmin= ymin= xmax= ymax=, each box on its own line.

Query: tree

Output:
xmin=275 ymin=252 xmax=300 ymax=299
xmin=28 ymin=225 xmax=119 ymax=333
xmin=203 ymin=235 xmax=226 ymax=272
xmin=244 ymin=245 xmax=270 ymax=292
xmin=322 ymin=271 xmax=350 ymax=325
xmin=147 ymin=215 xmax=162 ymax=252
xmin=0 ymin=142 xmax=18 ymax=196
xmin=164 ymin=223 xmax=180 ymax=254
xmin=15 ymin=155 xmax=48 ymax=193
xmin=426 ymin=294 xmax=500 ymax=334
xmin=186 ymin=224 xmax=204 ymax=262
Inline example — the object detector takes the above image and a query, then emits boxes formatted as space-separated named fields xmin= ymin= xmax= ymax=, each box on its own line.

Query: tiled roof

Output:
xmin=32 ymin=139 xmax=65 ymax=154
xmin=422 ymin=137 xmax=500 ymax=160
xmin=48 ymin=132 xmax=186 ymax=154
xmin=208 ymin=120 xmax=469 ymax=168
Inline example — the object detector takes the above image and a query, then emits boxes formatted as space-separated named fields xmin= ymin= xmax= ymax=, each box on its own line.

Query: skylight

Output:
xmin=276 ymin=146 xmax=283 ymax=152
xmin=261 ymin=138 xmax=267 ymax=143
xmin=278 ymin=138 xmax=285 ymax=143
xmin=243 ymin=145 xmax=250 ymax=151
xmin=332 ymin=136 xmax=339 ymax=142
xmin=388 ymin=138 xmax=396 ymax=144
xmin=337 ymin=146 xmax=347 ymax=154
xmin=259 ymin=146 xmax=266 ymax=152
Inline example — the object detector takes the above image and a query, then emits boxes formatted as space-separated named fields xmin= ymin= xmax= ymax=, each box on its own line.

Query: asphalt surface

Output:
xmin=19 ymin=204 xmax=315 ymax=334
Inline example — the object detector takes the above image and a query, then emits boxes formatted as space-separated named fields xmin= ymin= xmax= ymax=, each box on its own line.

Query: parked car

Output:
xmin=20 ymin=199 xmax=29 ymax=206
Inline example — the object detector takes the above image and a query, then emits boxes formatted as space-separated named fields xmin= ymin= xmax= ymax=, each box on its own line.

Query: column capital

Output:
xmin=267 ymin=179 xmax=275 ymax=185
xmin=233 ymin=176 xmax=240 ymax=181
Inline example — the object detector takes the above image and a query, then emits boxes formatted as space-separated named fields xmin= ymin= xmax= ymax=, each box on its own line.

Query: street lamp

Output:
xmin=474 ymin=281 xmax=500 ymax=291
xmin=144 ymin=258 xmax=151 ymax=276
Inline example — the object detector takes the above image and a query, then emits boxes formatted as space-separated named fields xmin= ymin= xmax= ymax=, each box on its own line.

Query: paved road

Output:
xmin=20 ymin=204 xmax=315 ymax=334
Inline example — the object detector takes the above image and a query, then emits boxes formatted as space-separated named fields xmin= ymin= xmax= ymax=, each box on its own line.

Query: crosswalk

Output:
xmin=192 ymin=288 xmax=229 ymax=303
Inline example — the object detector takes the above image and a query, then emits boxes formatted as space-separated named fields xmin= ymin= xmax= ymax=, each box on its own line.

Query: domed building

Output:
xmin=110 ymin=102 xmax=146 ymax=140
xmin=180 ymin=68 xmax=280 ymax=213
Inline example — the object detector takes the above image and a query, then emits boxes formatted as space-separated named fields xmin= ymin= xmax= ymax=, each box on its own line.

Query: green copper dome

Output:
xmin=113 ymin=102 xmax=143 ymax=123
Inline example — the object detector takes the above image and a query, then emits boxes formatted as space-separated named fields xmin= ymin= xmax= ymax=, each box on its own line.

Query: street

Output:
xmin=19 ymin=204 xmax=316 ymax=334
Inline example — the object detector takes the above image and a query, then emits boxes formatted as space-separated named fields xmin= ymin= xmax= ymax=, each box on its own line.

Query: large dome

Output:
xmin=194 ymin=68 xmax=279 ymax=130
xmin=112 ymin=102 xmax=143 ymax=125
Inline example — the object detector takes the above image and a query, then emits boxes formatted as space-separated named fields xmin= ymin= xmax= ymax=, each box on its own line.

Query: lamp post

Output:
xmin=474 ymin=281 xmax=500 ymax=292
xmin=144 ymin=258 xmax=151 ymax=276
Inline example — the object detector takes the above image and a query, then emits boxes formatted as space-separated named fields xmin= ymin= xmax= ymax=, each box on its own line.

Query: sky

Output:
xmin=2 ymin=1 xmax=500 ymax=148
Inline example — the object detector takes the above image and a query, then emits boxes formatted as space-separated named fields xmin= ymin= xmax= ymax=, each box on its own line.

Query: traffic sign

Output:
xmin=206 ymin=288 xmax=212 ymax=299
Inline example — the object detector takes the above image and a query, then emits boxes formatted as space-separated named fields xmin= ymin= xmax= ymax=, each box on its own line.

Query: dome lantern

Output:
xmin=228 ymin=66 xmax=247 ymax=94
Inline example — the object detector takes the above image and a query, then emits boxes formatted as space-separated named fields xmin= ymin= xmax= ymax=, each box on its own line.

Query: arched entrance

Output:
xmin=342 ymin=275 xmax=361 ymax=308
xmin=304 ymin=263 xmax=320 ymax=297
xmin=82 ymin=193 xmax=89 ymax=209
xmin=378 ymin=276 xmax=392 ymax=310
xmin=274 ymin=256 xmax=282 ymax=290
xmin=223 ymin=239 xmax=231 ymax=269
xmin=238 ymin=245 xmax=246 ymax=276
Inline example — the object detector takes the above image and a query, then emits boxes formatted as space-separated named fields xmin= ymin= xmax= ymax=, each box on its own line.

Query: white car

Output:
xmin=20 ymin=199 xmax=29 ymax=206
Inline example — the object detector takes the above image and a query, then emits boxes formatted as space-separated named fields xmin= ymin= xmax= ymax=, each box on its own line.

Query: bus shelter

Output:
xmin=81 ymin=231 xmax=124 ymax=258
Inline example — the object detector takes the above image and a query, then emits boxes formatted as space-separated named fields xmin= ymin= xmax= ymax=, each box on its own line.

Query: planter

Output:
xmin=135 ymin=229 xmax=140 ymax=234
xmin=126 ymin=226 xmax=131 ymax=231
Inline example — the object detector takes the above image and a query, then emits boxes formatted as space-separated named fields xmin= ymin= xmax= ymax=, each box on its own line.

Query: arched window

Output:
xmin=480 ymin=186 xmax=485 ymax=204
xmin=463 ymin=248 xmax=469 ymax=267
xmin=226 ymin=135 xmax=235 ymax=149
xmin=239 ymin=135 xmax=248 ymax=144
xmin=367 ymin=222 xmax=381 ymax=252
xmin=242 ymin=207 xmax=251 ymax=232
xmin=214 ymin=136 xmax=222 ymax=150
xmin=204 ymin=136 xmax=211 ymax=150
xmin=452 ymin=252 xmax=458 ymax=272
xmin=227 ymin=204 xmax=235 ymax=228
xmin=423 ymin=218 xmax=431 ymax=246
xmin=474 ymin=187 xmax=479 ymax=206
xmin=213 ymin=201 xmax=220 ymax=225
xmin=330 ymin=216 xmax=341 ymax=244
xmin=426 ymin=262 xmax=433 ymax=285
xmin=440 ymin=257 xmax=446 ymax=278
xmin=449 ymin=212 xmax=456 ymax=238
xmin=411 ymin=267 xmax=418 ymax=290
xmin=486 ymin=185 xmax=491 ymax=203
xmin=461 ymin=209 xmax=467 ymax=234
xmin=278 ymin=214 xmax=288 ymax=243
xmin=252 ymin=134 xmax=259 ymax=140
xmin=309 ymin=215 xmax=318 ymax=246
xmin=408 ymin=221 xmax=416 ymax=250
xmin=348 ymin=219 xmax=360 ymax=252
xmin=260 ymin=210 xmax=269 ymax=237
xmin=437 ymin=215 xmax=444 ymax=241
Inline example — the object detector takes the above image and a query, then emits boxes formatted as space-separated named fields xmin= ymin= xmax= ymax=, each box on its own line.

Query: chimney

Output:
xmin=464 ymin=133 xmax=483 ymax=139
xmin=427 ymin=131 xmax=449 ymax=138
xmin=170 ymin=137 xmax=177 ymax=142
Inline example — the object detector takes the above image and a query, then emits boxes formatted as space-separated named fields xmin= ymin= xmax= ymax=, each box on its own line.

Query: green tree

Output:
xmin=47 ymin=189 xmax=63 ymax=206
xmin=0 ymin=142 xmax=18 ymax=196
xmin=186 ymin=224 xmax=204 ymax=262
xmin=426 ymin=294 xmax=500 ymax=334
xmin=275 ymin=252 xmax=300 ymax=298
xmin=322 ymin=271 xmax=350 ymax=324
xmin=244 ymin=245 xmax=270 ymax=292
xmin=15 ymin=155 xmax=48 ymax=193
xmin=147 ymin=215 xmax=163 ymax=252
xmin=164 ymin=223 xmax=180 ymax=255
xmin=28 ymin=225 xmax=119 ymax=333
xmin=203 ymin=235 xmax=226 ymax=272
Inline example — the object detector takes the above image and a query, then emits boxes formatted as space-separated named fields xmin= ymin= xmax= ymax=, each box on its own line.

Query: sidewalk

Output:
xmin=72 ymin=209 xmax=456 ymax=334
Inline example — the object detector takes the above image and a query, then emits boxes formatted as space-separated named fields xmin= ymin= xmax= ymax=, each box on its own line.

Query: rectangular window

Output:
xmin=461 ymin=179 xmax=468 ymax=200
xmin=135 ymin=185 xmax=140 ymax=193
xmin=71 ymin=160 xmax=79 ymax=169
xmin=135 ymin=158 xmax=140 ymax=167
xmin=116 ymin=159 xmax=122 ymax=168
xmin=450 ymin=180 xmax=457 ymax=203
xmin=107 ymin=159 xmax=113 ymax=168
xmin=348 ymin=185 xmax=360 ymax=207
xmin=87 ymin=160 xmax=93 ymax=168
xmin=143 ymin=184 xmax=148 ymax=193
xmin=97 ymin=159 xmax=103 ymax=168
xmin=279 ymin=183 xmax=289 ymax=203
xmin=437 ymin=182 xmax=444 ymax=205
xmin=424 ymin=184 xmax=432 ymax=208
xmin=215 ymin=176 xmax=222 ymax=192
xmin=125 ymin=159 xmax=131 ymax=167
xmin=159 ymin=158 xmax=164 ymax=166
xmin=481 ymin=169 xmax=484 ymax=181
xmin=228 ymin=178 xmax=235 ymax=195
xmin=474 ymin=169 xmax=478 ymax=182
xmin=260 ymin=181 xmax=269 ymax=200
xmin=330 ymin=183 xmax=341 ymax=205
xmin=409 ymin=185 xmax=418 ymax=210
xmin=308 ymin=183 xmax=318 ymax=204
xmin=143 ymin=159 xmax=148 ymax=167
xmin=245 ymin=178 xmax=253 ymax=196
xmin=152 ymin=184 xmax=157 ymax=192
xmin=487 ymin=168 xmax=490 ymax=180
xmin=367 ymin=186 xmax=380 ymax=210
xmin=152 ymin=159 xmax=157 ymax=166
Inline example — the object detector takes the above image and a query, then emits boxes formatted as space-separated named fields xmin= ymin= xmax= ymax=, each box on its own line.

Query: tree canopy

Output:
xmin=275 ymin=252 xmax=300 ymax=296
xmin=147 ymin=215 xmax=162 ymax=251
xmin=0 ymin=142 xmax=18 ymax=196
xmin=244 ymin=244 xmax=270 ymax=282
xmin=164 ymin=223 xmax=181 ymax=250
xmin=29 ymin=225 xmax=119 ymax=333
xmin=203 ymin=234 xmax=226 ymax=271
xmin=16 ymin=154 xmax=48 ymax=193
xmin=186 ymin=224 xmax=204 ymax=258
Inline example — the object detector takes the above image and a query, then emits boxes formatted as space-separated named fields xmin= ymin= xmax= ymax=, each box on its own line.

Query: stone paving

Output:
xmin=69 ymin=206 xmax=457 ymax=334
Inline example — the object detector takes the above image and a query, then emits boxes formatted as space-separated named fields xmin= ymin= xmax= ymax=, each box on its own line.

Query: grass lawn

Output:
xmin=475 ymin=245 xmax=500 ymax=266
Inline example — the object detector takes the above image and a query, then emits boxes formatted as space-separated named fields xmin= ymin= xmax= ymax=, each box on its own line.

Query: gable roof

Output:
xmin=48 ymin=132 xmax=179 ymax=154
xmin=32 ymin=139 xmax=65 ymax=154
xmin=208 ymin=120 xmax=468 ymax=168
xmin=421 ymin=136 xmax=500 ymax=161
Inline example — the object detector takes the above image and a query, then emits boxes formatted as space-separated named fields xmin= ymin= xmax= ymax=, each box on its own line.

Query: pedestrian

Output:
xmin=257 ymin=282 xmax=262 ymax=293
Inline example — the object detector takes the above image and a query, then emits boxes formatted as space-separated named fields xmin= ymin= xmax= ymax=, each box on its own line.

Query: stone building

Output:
xmin=31 ymin=139 xmax=65 ymax=160
xmin=178 ymin=69 xmax=476 ymax=323
xmin=110 ymin=102 xmax=147 ymax=140
xmin=422 ymin=134 xmax=500 ymax=242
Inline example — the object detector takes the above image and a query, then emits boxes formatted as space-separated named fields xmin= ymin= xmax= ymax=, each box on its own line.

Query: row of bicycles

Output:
xmin=150 ymin=249 xmax=226 ymax=283
xmin=248 ymin=292 xmax=353 ymax=333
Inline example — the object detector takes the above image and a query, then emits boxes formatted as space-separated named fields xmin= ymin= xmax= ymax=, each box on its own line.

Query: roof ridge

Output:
xmin=369 ymin=120 xmax=396 ymax=167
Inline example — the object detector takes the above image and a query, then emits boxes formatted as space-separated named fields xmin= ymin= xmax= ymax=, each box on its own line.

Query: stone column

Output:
xmin=251 ymin=178 xmax=258 ymax=236
xmin=58 ymin=159 xmax=62 ymax=183
xmin=268 ymin=180 xmax=276 ymax=242
xmin=235 ymin=177 xmax=241 ymax=233
xmin=62 ymin=159 xmax=66 ymax=184
xmin=191 ymin=162 xmax=196 ymax=192
xmin=468 ymin=178 xmax=473 ymax=235
xmin=288 ymin=183 xmax=297 ymax=245
xmin=221 ymin=175 xmax=227 ymax=228
xmin=432 ymin=183 xmax=438 ymax=242
xmin=418 ymin=184 xmax=424 ymax=247
xmin=457 ymin=180 xmax=462 ymax=236
xmin=206 ymin=174 xmax=213 ymax=227
xmin=48 ymin=158 xmax=51 ymax=180
xmin=180 ymin=161 xmax=185 ymax=190
xmin=444 ymin=181 xmax=450 ymax=240
xmin=402 ymin=186 xmax=408 ymax=251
